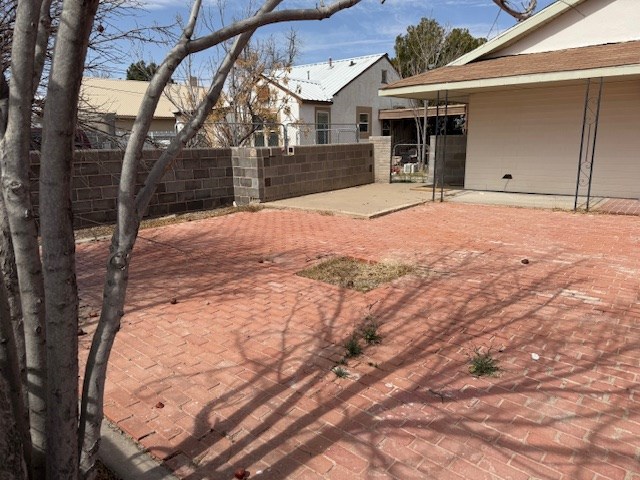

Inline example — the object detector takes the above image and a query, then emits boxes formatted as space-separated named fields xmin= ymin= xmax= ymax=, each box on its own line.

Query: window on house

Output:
xmin=356 ymin=106 xmax=372 ymax=140
xmin=382 ymin=120 xmax=391 ymax=136
xmin=316 ymin=110 xmax=330 ymax=145
xmin=254 ymin=123 xmax=266 ymax=147
xmin=359 ymin=113 xmax=370 ymax=134
xmin=381 ymin=69 xmax=388 ymax=84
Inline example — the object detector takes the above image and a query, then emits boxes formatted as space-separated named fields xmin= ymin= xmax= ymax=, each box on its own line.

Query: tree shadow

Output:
xmin=76 ymin=207 xmax=640 ymax=479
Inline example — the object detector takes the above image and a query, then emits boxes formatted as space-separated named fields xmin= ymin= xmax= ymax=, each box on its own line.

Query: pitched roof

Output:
xmin=270 ymin=54 xmax=387 ymax=102
xmin=80 ymin=77 xmax=206 ymax=119
xmin=449 ymin=0 xmax=588 ymax=66
xmin=382 ymin=40 xmax=640 ymax=92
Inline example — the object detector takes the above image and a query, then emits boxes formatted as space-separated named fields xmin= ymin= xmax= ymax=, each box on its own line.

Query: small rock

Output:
xmin=234 ymin=468 xmax=250 ymax=479
xmin=169 ymin=298 xmax=177 ymax=305
xmin=77 ymin=328 xmax=87 ymax=336
xmin=521 ymin=258 xmax=530 ymax=264
xmin=155 ymin=402 xmax=165 ymax=409
xmin=531 ymin=353 xmax=540 ymax=361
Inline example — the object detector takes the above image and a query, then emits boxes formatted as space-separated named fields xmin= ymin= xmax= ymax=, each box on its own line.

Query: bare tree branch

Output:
xmin=493 ymin=0 xmax=537 ymax=21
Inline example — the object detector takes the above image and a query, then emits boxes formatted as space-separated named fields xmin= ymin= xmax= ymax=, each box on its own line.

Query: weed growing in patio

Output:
xmin=345 ymin=334 xmax=363 ymax=358
xmin=469 ymin=348 xmax=500 ymax=377
xmin=361 ymin=317 xmax=382 ymax=345
xmin=332 ymin=366 xmax=350 ymax=378
xmin=296 ymin=256 xmax=413 ymax=292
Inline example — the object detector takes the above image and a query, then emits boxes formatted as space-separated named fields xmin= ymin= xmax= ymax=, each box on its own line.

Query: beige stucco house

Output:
xmin=380 ymin=0 xmax=640 ymax=198
xmin=80 ymin=77 xmax=207 ymax=140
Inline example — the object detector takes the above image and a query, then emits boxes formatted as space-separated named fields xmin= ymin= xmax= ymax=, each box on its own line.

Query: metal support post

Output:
xmin=574 ymin=78 xmax=604 ymax=211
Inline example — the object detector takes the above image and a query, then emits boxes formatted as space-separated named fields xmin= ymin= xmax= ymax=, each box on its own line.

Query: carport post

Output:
xmin=585 ymin=79 xmax=603 ymax=211
xmin=432 ymin=91 xmax=440 ymax=202
xmin=574 ymin=78 xmax=604 ymax=211
xmin=440 ymin=91 xmax=449 ymax=203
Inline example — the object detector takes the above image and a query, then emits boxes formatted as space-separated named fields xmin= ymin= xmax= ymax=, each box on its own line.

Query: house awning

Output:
xmin=378 ymin=105 xmax=466 ymax=120
xmin=379 ymin=40 xmax=640 ymax=101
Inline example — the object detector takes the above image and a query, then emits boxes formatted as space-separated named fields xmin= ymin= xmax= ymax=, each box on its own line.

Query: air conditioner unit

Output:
xmin=403 ymin=163 xmax=418 ymax=174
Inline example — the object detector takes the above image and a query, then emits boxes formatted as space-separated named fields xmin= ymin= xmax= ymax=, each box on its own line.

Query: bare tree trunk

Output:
xmin=79 ymin=1 xmax=208 ymax=472
xmin=0 ymin=71 xmax=30 ymax=466
xmin=0 ymin=206 xmax=30 ymax=473
xmin=1 ymin=1 xmax=47 ymax=477
xmin=39 ymin=1 xmax=99 ymax=478
xmin=0 ymin=363 xmax=27 ymax=479
xmin=79 ymin=0 xmax=364 ymax=474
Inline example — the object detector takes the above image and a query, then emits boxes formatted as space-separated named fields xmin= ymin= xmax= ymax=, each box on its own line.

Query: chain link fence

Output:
xmin=81 ymin=122 xmax=361 ymax=150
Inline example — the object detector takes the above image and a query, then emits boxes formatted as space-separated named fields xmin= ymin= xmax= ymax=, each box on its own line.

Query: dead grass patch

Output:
xmin=297 ymin=256 xmax=413 ymax=292
xmin=75 ymin=204 xmax=263 ymax=241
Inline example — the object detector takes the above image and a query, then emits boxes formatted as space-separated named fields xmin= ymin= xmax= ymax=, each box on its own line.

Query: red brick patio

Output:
xmin=76 ymin=203 xmax=640 ymax=479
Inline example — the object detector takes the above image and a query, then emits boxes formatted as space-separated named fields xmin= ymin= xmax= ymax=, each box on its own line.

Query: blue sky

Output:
xmin=108 ymin=0 xmax=556 ymax=79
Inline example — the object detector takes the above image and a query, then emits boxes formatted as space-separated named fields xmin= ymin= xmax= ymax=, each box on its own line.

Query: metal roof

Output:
xmin=270 ymin=54 xmax=387 ymax=102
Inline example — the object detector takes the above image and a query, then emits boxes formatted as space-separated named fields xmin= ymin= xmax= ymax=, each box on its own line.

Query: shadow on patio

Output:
xmin=76 ymin=204 xmax=640 ymax=479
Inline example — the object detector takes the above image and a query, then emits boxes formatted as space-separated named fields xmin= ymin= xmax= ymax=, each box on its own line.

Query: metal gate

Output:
xmin=390 ymin=143 xmax=429 ymax=183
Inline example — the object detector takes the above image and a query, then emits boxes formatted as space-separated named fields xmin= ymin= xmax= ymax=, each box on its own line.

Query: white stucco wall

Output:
xmin=465 ymin=79 xmax=640 ymax=198
xmin=490 ymin=0 xmax=640 ymax=57
xmin=329 ymin=56 xmax=409 ymax=137
xmin=277 ymin=56 xmax=410 ymax=146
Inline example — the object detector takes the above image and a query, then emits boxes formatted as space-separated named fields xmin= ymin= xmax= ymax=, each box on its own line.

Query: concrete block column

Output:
xmin=370 ymin=136 xmax=392 ymax=183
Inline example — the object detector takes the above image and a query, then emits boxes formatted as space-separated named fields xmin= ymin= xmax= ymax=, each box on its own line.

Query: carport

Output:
xmin=379 ymin=0 xmax=640 ymax=210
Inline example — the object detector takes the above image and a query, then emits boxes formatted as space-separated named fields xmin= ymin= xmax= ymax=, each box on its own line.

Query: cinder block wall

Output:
xmin=30 ymin=148 xmax=235 ymax=228
xmin=428 ymin=135 xmax=467 ymax=186
xmin=231 ymin=147 xmax=266 ymax=205
xmin=231 ymin=143 xmax=374 ymax=205
xmin=29 ymin=143 xmax=375 ymax=227
xmin=370 ymin=136 xmax=392 ymax=183
xmin=262 ymin=143 xmax=374 ymax=203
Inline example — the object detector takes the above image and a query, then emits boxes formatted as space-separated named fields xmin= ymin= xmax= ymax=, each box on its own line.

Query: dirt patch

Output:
xmin=297 ymin=256 xmax=413 ymax=292
xmin=95 ymin=460 xmax=122 ymax=480
xmin=75 ymin=204 xmax=263 ymax=241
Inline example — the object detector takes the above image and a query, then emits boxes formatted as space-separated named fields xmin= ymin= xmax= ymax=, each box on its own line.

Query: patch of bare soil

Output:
xmin=95 ymin=460 xmax=122 ymax=480
xmin=297 ymin=256 xmax=414 ymax=292
xmin=74 ymin=204 xmax=263 ymax=241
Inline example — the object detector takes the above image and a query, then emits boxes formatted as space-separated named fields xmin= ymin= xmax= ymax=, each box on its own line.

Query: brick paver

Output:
xmin=76 ymin=203 xmax=640 ymax=479
xmin=596 ymin=198 xmax=640 ymax=216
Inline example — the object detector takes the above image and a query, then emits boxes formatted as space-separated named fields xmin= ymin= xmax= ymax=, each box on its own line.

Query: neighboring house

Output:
xmin=380 ymin=0 xmax=640 ymax=198
xmin=80 ymin=77 xmax=207 ymax=144
xmin=267 ymin=54 xmax=410 ymax=146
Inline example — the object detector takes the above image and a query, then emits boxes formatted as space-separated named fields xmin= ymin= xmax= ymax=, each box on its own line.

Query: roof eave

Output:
xmin=379 ymin=64 xmax=640 ymax=100
xmin=332 ymin=54 xmax=393 ymax=97
xmin=449 ymin=0 xmax=588 ymax=66
xmin=300 ymin=99 xmax=333 ymax=105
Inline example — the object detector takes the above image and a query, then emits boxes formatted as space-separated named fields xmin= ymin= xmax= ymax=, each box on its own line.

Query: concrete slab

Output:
xmin=263 ymin=183 xmax=433 ymax=218
xmin=445 ymin=189 xmax=606 ymax=210
xmin=263 ymin=184 xmax=617 ymax=219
